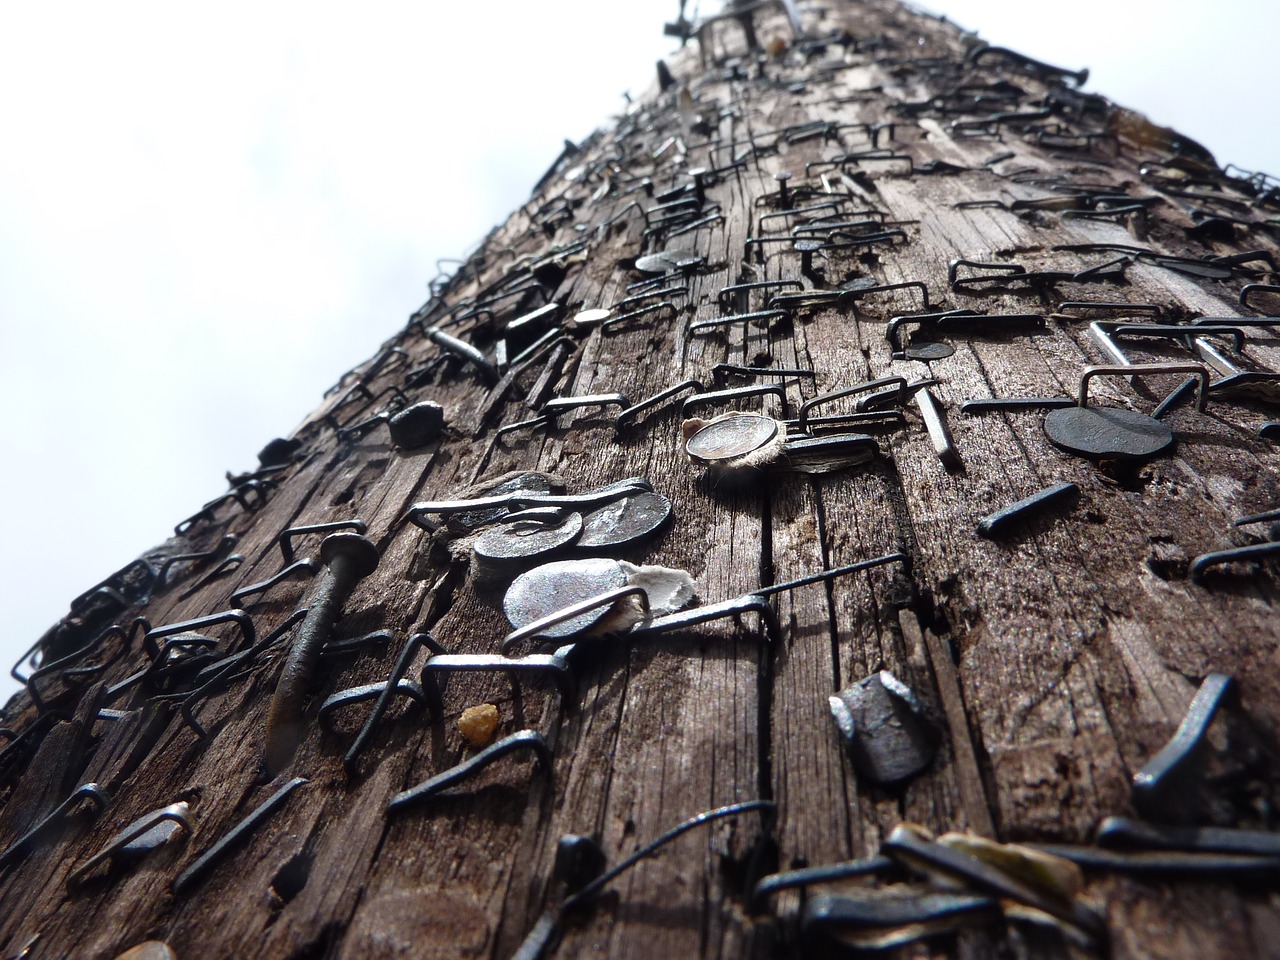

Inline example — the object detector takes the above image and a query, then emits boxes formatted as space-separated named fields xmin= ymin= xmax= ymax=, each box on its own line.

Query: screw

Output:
xmin=263 ymin=533 xmax=380 ymax=777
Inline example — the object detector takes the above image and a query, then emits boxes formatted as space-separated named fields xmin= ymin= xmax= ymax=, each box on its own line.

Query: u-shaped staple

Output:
xmin=387 ymin=730 xmax=552 ymax=811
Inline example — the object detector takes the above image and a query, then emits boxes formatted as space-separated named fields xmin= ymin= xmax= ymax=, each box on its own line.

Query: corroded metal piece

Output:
xmin=829 ymin=670 xmax=936 ymax=787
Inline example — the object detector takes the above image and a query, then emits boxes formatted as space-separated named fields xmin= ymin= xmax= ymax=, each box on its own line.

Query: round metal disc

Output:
xmin=577 ymin=491 xmax=673 ymax=550
xmin=685 ymin=414 xmax=779 ymax=463
xmin=635 ymin=251 xmax=684 ymax=274
xmin=794 ymin=239 xmax=824 ymax=253
xmin=504 ymin=558 xmax=628 ymax=638
xmin=569 ymin=307 xmax=613 ymax=330
xmin=903 ymin=341 xmax=955 ymax=361
xmin=474 ymin=510 xmax=583 ymax=563
xmin=454 ymin=473 xmax=556 ymax=530
xmin=1044 ymin=406 xmax=1174 ymax=461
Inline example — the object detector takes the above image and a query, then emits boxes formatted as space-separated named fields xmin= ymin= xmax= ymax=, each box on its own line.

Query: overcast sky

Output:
xmin=2 ymin=1 xmax=1276 ymax=701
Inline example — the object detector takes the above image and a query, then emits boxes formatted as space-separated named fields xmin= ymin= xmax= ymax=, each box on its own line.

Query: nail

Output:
xmin=263 ymin=534 xmax=380 ymax=777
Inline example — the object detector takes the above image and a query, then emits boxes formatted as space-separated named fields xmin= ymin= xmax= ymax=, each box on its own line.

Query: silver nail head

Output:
xmin=504 ymin=558 xmax=628 ymax=638
xmin=577 ymin=491 xmax=673 ymax=549
xmin=1044 ymin=407 xmax=1174 ymax=461
xmin=635 ymin=251 xmax=685 ymax=274
xmin=685 ymin=414 xmax=779 ymax=463
xmin=474 ymin=511 xmax=584 ymax=562
xmin=903 ymin=341 xmax=954 ymax=361
xmin=569 ymin=307 xmax=613 ymax=331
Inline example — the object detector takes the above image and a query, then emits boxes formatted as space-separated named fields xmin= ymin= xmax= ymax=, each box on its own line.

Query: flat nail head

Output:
xmin=388 ymin=401 xmax=445 ymax=449
xmin=1043 ymin=407 xmax=1174 ymax=461
xmin=504 ymin=558 xmax=628 ymax=639
xmin=685 ymin=414 xmax=779 ymax=463
xmin=320 ymin=533 xmax=381 ymax=578
xmin=577 ymin=490 xmax=673 ymax=550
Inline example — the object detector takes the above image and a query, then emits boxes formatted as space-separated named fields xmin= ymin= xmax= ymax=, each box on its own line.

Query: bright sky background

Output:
xmin=2 ymin=1 xmax=1276 ymax=701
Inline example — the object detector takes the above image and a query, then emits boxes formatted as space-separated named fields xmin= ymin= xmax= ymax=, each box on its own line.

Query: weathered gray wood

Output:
xmin=3 ymin=2 xmax=1280 ymax=958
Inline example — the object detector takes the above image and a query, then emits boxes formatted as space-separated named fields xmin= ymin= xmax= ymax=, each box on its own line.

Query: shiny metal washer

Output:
xmin=685 ymin=414 xmax=779 ymax=463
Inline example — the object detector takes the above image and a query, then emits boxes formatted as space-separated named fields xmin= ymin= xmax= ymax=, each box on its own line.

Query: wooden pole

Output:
xmin=3 ymin=2 xmax=1280 ymax=957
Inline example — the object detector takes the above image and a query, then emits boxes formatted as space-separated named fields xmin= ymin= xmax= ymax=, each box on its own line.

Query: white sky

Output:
xmin=1 ymin=1 xmax=1276 ymax=701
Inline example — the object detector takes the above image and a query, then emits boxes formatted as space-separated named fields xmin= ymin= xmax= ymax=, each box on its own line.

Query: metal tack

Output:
xmin=685 ymin=414 xmax=779 ymax=463
xmin=474 ymin=509 xmax=584 ymax=565
xmin=503 ymin=559 xmax=629 ymax=641
xmin=577 ymin=490 xmax=673 ymax=550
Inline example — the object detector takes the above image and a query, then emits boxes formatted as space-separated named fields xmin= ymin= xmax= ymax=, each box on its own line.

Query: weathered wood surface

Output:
xmin=3 ymin=1 xmax=1280 ymax=958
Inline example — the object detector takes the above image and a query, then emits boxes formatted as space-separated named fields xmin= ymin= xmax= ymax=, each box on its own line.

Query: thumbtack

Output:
xmin=774 ymin=170 xmax=793 ymax=209
xmin=795 ymin=239 xmax=825 ymax=284
xmin=339 ymin=401 xmax=445 ymax=451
